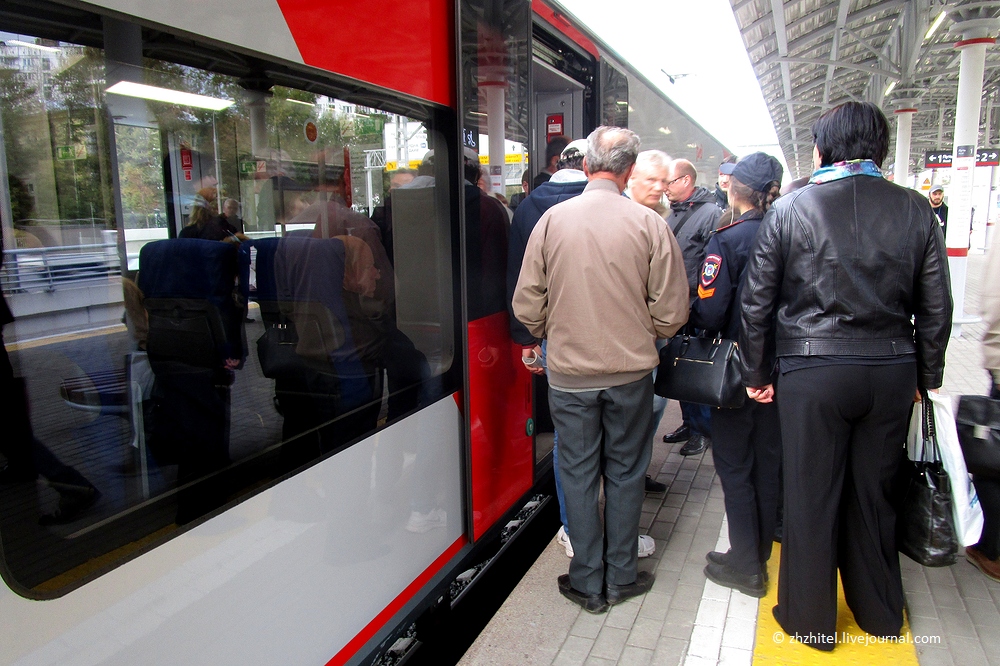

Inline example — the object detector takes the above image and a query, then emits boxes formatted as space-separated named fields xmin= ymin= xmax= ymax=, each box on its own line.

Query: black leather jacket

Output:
xmin=739 ymin=174 xmax=953 ymax=389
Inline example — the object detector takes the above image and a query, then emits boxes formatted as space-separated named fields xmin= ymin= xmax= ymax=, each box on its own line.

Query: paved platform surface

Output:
xmin=459 ymin=253 xmax=1000 ymax=666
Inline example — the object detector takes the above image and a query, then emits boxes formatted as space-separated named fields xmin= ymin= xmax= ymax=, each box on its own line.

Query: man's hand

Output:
xmin=521 ymin=345 xmax=545 ymax=375
xmin=746 ymin=384 xmax=774 ymax=403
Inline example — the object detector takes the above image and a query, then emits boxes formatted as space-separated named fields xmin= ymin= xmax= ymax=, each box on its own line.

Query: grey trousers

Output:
xmin=549 ymin=374 xmax=655 ymax=595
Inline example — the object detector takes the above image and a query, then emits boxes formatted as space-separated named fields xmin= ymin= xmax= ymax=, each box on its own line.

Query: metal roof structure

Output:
xmin=730 ymin=0 xmax=1000 ymax=178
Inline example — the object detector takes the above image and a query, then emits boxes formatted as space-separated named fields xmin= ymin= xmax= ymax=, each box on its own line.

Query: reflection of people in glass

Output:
xmin=221 ymin=198 xmax=245 ymax=235
xmin=271 ymin=235 xmax=383 ymax=467
xmin=180 ymin=201 xmax=241 ymax=242
xmin=463 ymin=149 xmax=509 ymax=321
xmin=0 ymin=227 xmax=99 ymax=525
xmin=139 ymin=238 xmax=247 ymax=523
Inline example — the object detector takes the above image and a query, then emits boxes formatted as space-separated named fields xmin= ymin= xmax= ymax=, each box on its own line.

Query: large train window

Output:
xmin=601 ymin=61 xmax=629 ymax=128
xmin=0 ymin=24 xmax=458 ymax=596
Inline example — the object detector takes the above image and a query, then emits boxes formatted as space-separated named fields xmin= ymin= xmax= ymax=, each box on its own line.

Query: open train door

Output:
xmin=527 ymin=1 xmax=600 ymax=471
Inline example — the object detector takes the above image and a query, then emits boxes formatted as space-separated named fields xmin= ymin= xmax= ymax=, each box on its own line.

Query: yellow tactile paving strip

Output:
xmin=753 ymin=544 xmax=920 ymax=665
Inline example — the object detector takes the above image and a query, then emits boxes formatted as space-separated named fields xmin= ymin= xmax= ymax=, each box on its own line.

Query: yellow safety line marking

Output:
xmin=5 ymin=303 xmax=260 ymax=352
xmin=753 ymin=543 xmax=920 ymax=664
xmin=5 ymin=325 xmax=128 ymax=352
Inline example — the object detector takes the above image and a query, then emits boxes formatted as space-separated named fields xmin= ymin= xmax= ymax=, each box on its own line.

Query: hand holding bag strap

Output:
xmin=922 ymin=390 xmax=941 ymax=464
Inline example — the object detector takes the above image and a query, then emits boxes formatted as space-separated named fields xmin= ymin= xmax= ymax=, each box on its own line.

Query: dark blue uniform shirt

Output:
xmin=688 ymin=210 xmax=765 ymax=341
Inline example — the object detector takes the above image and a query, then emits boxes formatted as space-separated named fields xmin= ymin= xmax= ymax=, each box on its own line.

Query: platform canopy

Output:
xmin=730 ymin=0 xmax=1000 ymax=178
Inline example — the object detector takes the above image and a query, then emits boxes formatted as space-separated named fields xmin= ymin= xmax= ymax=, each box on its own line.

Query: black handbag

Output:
xmin=955 ymin=395 xmax=1000 ymax=478
xmin=897 ymin=393 xmax=959 ymax=567
xmin=653 ymin=335 xmax=745 ymax=409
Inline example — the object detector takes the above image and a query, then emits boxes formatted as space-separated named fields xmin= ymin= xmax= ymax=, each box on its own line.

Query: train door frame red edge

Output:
xmin=326 ymin=536 xmax=468 ymax=666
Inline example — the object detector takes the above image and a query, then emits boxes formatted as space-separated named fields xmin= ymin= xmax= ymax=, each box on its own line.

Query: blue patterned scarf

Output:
xmin=809 ymin=159 xmax=883 ymax=184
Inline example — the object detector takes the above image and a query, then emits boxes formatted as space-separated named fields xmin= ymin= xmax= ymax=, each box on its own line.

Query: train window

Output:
xmin=0 ymin=26 xmax=458 ymax=595
xmin=601 ymin=61 xmax=629 ymax=128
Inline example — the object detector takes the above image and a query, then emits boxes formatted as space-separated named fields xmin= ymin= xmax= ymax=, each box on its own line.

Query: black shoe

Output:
xmin=679 ymin=434 xmax=708 ymax=456
xmin=704 ymin=562 xmax=766 ymax=598
xmin=606 ymin=570 xmax=655 ymax=605
xmin=662 ymin=424 xmax=691 ymax=443
xmin=558 ymin=574 xmax=608 ymax=613
xmin=707 ymin=551 xmax=769 ymax=582
xmin=706 ymin=550 xmax=730 ymax=566
xmin=644 ymin=475 xmax=667 ymax=493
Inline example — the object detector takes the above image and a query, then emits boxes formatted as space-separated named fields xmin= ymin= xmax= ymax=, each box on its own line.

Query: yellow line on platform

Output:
xmin=753 ymin=544 xmax=919 ymax=665
xmin=5 ymin=325 xmax=128 ymax=352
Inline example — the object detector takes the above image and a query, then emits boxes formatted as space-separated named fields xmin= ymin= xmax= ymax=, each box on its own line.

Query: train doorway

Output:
xmin=531 ymin=59 xmax=585 ymax=184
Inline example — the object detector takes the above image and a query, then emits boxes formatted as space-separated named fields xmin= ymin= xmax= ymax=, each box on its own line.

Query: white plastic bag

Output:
xmin=907 ymin=392 xmax=984 ymax=547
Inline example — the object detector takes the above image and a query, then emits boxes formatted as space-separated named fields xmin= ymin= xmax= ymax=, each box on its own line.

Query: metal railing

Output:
xmin=1 ymin=242 xmax=121 ymax=294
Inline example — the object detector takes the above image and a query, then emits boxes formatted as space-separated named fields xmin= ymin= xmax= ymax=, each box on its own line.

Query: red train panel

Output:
xmin=467 ymin=312 xmax=534 ymax=540
xmin=276 ymin=0 xmax=456 ymax=107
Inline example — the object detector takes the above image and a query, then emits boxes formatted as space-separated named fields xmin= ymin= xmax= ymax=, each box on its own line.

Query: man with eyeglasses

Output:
xmin=661 ymin=158 xmax=723 ymax=457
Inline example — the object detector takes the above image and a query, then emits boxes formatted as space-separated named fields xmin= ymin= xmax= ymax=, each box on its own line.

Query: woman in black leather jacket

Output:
xmin=739 ymin=102 xmax=952 ymax=650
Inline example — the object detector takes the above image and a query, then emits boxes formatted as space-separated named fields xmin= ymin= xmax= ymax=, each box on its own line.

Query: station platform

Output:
xmin=459 ymin=253 xmax=1000 ymax=666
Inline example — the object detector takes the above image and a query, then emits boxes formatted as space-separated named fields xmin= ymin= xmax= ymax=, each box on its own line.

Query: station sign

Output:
xmin=924 ymin=151 xmax=952 ymax=169
xmin=924 ymin=148 xmax=1000 ymax=168
xmin=977 ymin=149 xmax=1000 ymax=166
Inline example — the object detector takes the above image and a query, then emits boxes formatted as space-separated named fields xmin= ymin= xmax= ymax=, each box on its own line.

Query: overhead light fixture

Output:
xmin=286 ymin=98 xmax=315 ymax=107
xmin=925 ymin=11 xmax=947 ymax=41
xmin=884 ymin=81 xmax=897 ymax=97
xmin=106 ymin=81 xmax=234 ymax=111
xmin=6 ymin=39 xmax=60 ymax=53
xmin=658 ymin=126 xmax=672 ymax=135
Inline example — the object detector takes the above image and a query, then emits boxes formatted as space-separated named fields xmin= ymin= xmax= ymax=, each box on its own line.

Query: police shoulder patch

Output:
xmin=701 ymin=254 xmax=722 ymax=287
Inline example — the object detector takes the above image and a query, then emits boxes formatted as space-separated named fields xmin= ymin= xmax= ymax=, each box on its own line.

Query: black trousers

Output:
xmin=973 ymin=476 xmax=1000 ymax=559
xmin=548 ymin=376 xmax=654 ymax=595
xmin=973 ymin=383 xmax=1000 ymax=559
xmin=774 ymin=362 xmax=916 ymax=649
xmin=711 ymin=399 xmax=781 ymax=575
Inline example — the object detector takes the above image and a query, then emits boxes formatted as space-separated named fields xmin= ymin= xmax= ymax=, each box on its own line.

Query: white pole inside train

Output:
xmin=947 ymin=19 xmax=997 ymax=336
xmin=486 ymin=88 xmax=505 ymax=193
xmin=893 ymin=103 xmax=917 ymax=189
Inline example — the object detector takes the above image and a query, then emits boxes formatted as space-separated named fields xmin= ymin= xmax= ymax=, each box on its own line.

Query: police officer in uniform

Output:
xmin=688 ymin=152 xmax=783 ymax=597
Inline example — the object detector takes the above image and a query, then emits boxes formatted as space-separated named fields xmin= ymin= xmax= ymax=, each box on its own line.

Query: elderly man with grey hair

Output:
xmin=627 ymin=149 xmax=672 ymax=216
xmin=514 ymin=126 xmax=690 ymax=613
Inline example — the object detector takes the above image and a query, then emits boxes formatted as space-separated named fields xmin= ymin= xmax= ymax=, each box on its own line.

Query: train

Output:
xmin=0 ymin=1 xmax=727 ymax=664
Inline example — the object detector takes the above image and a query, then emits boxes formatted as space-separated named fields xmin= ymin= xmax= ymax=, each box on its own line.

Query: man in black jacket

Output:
xmin=662 ymin=159 xmax=722 ymax=456
xmin=740 ymin=102 xmax=952 ymax=650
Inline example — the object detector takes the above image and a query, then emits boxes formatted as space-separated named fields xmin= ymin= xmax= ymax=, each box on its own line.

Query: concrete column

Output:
xmin=894 ymin=104 xmax=917 ymax=188
xmin=948 ymin=23 xmax=995 ymax=335
xmin=242 ymin=90 xmax=269 ymax=160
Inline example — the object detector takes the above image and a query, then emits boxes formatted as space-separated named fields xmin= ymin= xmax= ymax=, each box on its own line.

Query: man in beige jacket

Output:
xmin=514 ymin=126 xmax=689 ymax=613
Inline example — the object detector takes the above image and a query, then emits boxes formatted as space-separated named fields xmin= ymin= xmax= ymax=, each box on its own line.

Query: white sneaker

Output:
xmin=638 ymin=534 xmax=656 ymax=558
xmin=406 ymin=508 xmax=447 ymax=533
xmin=556 ymin=525 xmax=574 ymax=557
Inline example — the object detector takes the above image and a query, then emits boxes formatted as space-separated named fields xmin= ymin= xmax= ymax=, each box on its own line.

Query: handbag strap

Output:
xmin=921 ymin=389 xmax=941 ymax=463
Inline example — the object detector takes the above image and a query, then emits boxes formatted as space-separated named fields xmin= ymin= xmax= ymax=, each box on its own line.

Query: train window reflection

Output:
xmin=0 ymin=30 xmax=456 ymax=595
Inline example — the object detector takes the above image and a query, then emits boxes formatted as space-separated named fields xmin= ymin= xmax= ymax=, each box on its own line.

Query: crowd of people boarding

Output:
xmin=506 ymin=101 xmax=1000 ymax=651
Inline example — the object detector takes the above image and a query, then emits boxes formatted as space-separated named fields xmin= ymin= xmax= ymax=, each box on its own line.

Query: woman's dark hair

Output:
xmin=812 ymin=101 xmax=890 ymax=167
xmin=729 ymin=177 xmax=780 ymax=214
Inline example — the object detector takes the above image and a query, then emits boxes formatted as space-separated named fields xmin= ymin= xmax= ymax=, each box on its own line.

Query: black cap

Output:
xmin=732 ymin=152 xmax=783 ymax=193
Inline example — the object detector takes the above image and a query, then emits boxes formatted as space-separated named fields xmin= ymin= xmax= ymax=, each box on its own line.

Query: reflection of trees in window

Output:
xmin=46 ymin=49 xmax=115 ymax=228
xmin=0 ymin=66 xmax=44 ymax=225
xmin=116 ymin=125 xmax=166 ymax=228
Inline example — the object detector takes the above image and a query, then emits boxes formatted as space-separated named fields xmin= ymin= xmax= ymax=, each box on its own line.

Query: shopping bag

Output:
xmin=898 ymin=393 xmax=959 ymax=566
xmin=907 ymin=391 xmax=983 ymax=547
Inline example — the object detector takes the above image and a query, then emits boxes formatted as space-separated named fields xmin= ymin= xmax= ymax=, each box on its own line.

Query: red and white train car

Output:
xmin=0 ymin=1 xmax=727 ymax=664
